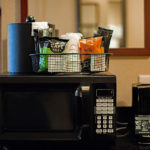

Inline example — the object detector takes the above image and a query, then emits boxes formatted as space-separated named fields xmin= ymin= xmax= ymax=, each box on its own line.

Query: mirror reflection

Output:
xmin=80 ymin=0 xmax=124 ymax=48
xmin=28 ymin=0 xmax=144 ymax=48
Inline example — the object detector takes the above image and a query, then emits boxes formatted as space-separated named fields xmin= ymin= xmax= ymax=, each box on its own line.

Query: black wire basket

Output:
xmin=29 ymin=53 xmax=111 ymax=73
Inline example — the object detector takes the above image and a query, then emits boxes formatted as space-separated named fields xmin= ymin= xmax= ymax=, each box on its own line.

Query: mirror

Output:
xmin=28 ymin=0 xmax=144 ymax=49
xmin=27 ymin=0 xmax=145 ymax=50
xmin=79 ymin=0 xmax=144 ymax=49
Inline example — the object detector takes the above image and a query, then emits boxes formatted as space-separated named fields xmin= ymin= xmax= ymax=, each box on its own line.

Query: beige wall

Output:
xmin=28 ymin=0 xmax=77 ymax=35
xmin=110 ymin=56 xmax=150 ymax=106
xmin=0 ymin=0 xmax=149 ymax=107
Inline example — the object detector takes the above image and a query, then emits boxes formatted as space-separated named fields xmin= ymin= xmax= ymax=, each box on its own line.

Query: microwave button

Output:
xmin=103 ymin=116 xmax=107 ymax=120
xmin=102 ymin=107 xmax=107 ymax=111
xmin=96 ymin=111 xmax=100 ymax=114
xmin=102 ymin=103 xmax=107 ymax=106
xmin=103 ymin=125 xmax=107 ymax=128
xmin=97 ymin=125 xmax=101 ymax=128
xmin=97 ymin=116 xmax=101 ymax=119
xmin=96 ymin=103 xmax=103 ymax=106
xmin=96 ymin=129 xmax=102 ymax=134
xmin=97 ymin=120 xmax=101 ymax=124
xmin=103 ymin=129 xmax=107 ymax=134
xmin=100 ymin=99 xmax=105 ymax=102
xmin=96 ymin=110 xmax=103 ymax=114
xmin=107 ymin=129 xmax=113 ymax=133
xmin=109 ymin=116 xmax=113 ymax=119
xmin=108 ymin=129 xmax=110 ymax=133
xmin=109 ymin=129 xmax=114 ymax=133
xmin=107 ymin=99 xmax=114 ymax=103
xmin=100 ymin=99 xmax=104 ymax=102
xmin=103 ymin=99 xmax=107 ymax=103
xmin=103 ymin=120 xmax=107 ymax=124
xmin=108 ymin=110 xmax=113 ymax=114
xmin=103 ymin=111 xmax=107 ymax=114
xmin=109 ymin=120 xmax=113 ymax=124
xmin=108 ymin=107 xmax=113 ymax=111
xmin=108 ymin=103 xmax=114 ymax=106
xmin=109 ymin=125 xmax=113 ymax=128
xmin=96 ymin=99 xmax=101 ymax=102
xmin=96 ymin=107 xmax=103 ymax=111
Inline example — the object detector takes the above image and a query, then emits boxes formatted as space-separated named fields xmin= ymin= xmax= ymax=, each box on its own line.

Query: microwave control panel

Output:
xmin=94 ymin=89 xmax=115 ymax=135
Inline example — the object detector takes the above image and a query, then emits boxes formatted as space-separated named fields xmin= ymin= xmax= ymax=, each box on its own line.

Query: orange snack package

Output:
xmin=79 ymin=36 xmax=103 ymax=61
xmin=79 ymin=36 xmax=103 ymax=72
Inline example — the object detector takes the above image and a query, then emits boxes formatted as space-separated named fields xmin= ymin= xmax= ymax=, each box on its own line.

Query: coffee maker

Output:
xmin=132 ymin=82 xmax=150 ymax=144
xmin=7 ymin=16 xmax=55 ymax=74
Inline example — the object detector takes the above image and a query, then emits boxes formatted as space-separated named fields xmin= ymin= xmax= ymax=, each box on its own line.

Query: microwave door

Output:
xmin=2 ymin=84 xmax=83 ymax=141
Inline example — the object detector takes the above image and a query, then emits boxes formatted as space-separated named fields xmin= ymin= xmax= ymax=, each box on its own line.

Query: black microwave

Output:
xmin=0 ymin=73 xmax=116 ymax=144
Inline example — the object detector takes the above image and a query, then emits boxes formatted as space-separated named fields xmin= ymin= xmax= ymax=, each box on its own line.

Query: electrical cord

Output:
xmin=116 ymin=120 xmax=130 ymax=138
xmin=116 ymin=127 xmax=127 ymax=131
xmin=116 ymin=121 xmax=128 ymax=126
xmin=116 ymin=131 xmax=130 ymax=138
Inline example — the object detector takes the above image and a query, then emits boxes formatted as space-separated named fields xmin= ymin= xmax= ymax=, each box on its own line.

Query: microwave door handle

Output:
xmin=75 ymin=86 xmax=90 ymax=128
xmin=81 ymin=86 xmax=90 ymax=128
xmin=75 ymin=87 xmax=83 ymax=127
xmin=75 ymin=86 xmax=90 ymax=140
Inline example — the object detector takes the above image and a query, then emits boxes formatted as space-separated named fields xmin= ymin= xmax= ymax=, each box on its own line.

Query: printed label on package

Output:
xmin=135 ymin=115 xmax=150 ymax=135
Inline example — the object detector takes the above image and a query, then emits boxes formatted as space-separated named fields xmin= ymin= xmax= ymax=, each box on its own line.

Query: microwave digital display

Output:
xmin=4 ymin=88 xmax=76 ymax=131
xmin=96 ymin=89 xmax=113 ymax=97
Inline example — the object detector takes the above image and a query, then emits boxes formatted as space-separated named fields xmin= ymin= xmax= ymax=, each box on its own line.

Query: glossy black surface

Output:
xmin=0 ymin=106 xmax=149 ymax=149
xmin=0 ymin=137 xmax=150 ymax=150
xmin=0 ymin=73 xmax=118 ymax=149
xmin=0 ymin=72 xmax=116 ymax=84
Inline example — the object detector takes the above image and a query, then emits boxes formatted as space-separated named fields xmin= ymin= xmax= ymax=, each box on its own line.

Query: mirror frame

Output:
xmin=21 ymin=0 xmax=150 ymax=56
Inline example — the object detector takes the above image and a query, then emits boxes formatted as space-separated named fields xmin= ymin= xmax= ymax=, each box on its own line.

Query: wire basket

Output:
xmin=29 ymin=53 xmax=111 ymax=73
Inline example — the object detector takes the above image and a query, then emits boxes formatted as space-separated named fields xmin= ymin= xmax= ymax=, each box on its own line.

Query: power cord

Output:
xmin=116 ymin=121 xmax=130 ymax=138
